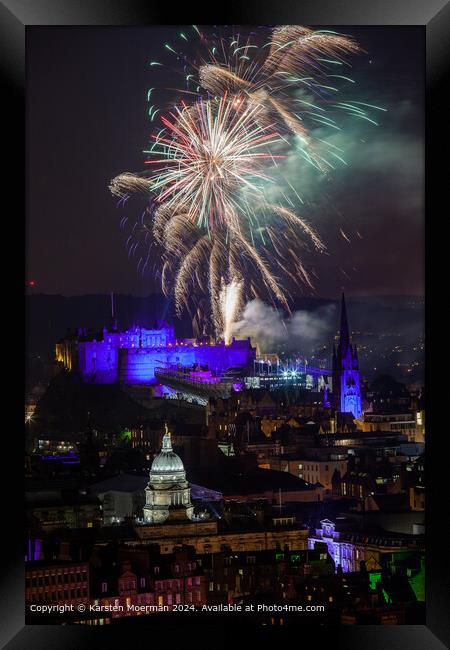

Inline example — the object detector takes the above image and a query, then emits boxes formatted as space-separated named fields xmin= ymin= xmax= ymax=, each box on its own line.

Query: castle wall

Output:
xmin=78 ymin=340 xmax=119 ymax=383
xmin=119 ymin=341 xmax=256 ymax=385
xmin=55 ymin=340 xmax=77 ymax=371
xmin=56 ymin=325 xmax=255 ymax=385
xmin=119 ymin=349 xmax=170 ymax=385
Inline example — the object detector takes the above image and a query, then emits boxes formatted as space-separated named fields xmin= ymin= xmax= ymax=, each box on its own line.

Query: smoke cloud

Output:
xmin=231 ymin=299 xmax=336 ymax=355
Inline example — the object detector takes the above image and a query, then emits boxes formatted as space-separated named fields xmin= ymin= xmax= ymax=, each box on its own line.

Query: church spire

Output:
xmin=339 ymin=292 xmax=350 ymax=352
xmin=332 ymin=291 xmax=362 ymax=419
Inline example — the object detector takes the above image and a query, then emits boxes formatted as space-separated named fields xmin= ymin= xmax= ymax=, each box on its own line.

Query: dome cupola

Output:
xmin=150 ymin=427 xmax=185 ymax=479
xmin=143 ymin=424 xmax=194 ymax=524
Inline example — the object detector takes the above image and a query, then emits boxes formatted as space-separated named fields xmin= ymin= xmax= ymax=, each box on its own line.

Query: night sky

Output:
xmin=27 ymin=26 xmax=424 ymax=298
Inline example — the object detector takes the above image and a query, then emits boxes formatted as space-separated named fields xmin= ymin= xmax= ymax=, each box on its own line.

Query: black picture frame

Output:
xmin=4 ymin=0 xmax=448 ymax=647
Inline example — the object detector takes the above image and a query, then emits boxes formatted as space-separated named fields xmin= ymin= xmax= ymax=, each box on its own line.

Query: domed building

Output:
xmin=143 ymin=425 xmax=194 ymax=524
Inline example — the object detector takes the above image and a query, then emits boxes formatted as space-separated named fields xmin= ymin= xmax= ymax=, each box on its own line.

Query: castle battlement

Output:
xmin=55 ymin=324 xmax=256 ymax=386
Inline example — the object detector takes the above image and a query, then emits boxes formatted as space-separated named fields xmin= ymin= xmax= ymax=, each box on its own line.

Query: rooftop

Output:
xmin=188 ymin=466 xmax=316 ymax=496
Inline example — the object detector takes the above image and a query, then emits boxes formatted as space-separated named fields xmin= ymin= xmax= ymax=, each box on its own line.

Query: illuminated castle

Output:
xmin=332 ymin=293 xmax=362 ymax=418
xmin=55 ymin=322 xmax=256 ymax=385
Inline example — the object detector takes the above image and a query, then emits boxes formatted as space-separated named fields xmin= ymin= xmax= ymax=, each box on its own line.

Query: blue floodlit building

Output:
xmin=332 ymin=293 xmax=362 ymax=418
xmin=56 ymin=323 xmax=256 ymax=386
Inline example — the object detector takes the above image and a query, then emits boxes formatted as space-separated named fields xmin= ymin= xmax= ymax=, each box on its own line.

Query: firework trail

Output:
xmin=110 ymin=25 xmax=382 ymax=339
xmin=220 ymin=277 xmax=244 ymax=345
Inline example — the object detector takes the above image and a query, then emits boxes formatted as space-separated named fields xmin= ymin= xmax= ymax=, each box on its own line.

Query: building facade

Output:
xmin=276 ymin=449 xmax=348 ymax=498
xmin=26 ymin=561 xmax=90 ymax=606
xmin=359 ymin=412 xmax=418 ymax=441
xmin=91 ymin=552 xmax=207 ymax=617
xmin=308 ymin=519 xmax=423 ymax=573
xmin=132 ymin=521 xmax=309 ymax=555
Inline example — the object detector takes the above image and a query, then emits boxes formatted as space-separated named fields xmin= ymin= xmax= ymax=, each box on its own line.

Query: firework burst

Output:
xmin=111 ymin=94 xmax=325 ymax=336
xmin=110 ymin=25 xmax=382 ymax=339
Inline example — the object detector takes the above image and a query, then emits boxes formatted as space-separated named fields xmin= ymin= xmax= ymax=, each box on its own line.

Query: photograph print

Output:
xmin=25 ymin=23 xmax=425 ymax=626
